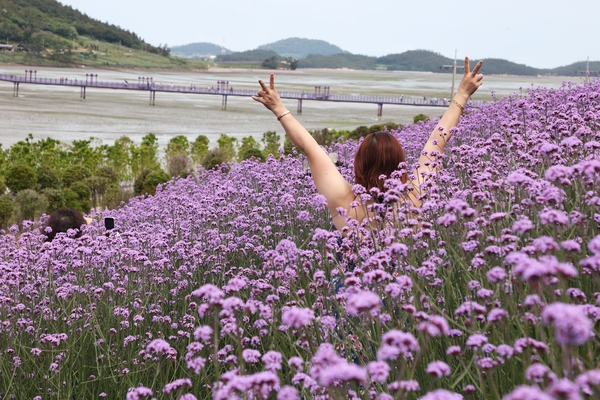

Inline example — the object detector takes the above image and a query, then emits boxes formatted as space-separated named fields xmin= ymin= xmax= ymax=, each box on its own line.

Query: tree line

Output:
xmin=0 ymin=120 xmax=410 ymax=228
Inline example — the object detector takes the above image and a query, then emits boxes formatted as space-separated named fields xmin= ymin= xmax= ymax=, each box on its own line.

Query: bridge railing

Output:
xmin=0 ymin=73 xmax=484 ymax=107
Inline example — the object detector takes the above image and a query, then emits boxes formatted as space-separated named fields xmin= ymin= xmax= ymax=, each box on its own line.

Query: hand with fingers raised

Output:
xmin=457 ymin=57 xmax=484 ymax=97
xmin=252 ymin=73 xmax=290 ymax=120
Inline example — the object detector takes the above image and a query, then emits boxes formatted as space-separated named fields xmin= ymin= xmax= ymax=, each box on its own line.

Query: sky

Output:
xmin=59 ymin=0 xmax=599 ymax=69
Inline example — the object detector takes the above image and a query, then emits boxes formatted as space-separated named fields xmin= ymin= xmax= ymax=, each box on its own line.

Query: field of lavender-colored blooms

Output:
xmin=1 ymin=79 xmax=600 ymax=400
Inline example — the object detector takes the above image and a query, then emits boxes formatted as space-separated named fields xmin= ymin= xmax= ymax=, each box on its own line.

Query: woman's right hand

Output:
xmin=252 ymin=73 xmax=288 ymax=116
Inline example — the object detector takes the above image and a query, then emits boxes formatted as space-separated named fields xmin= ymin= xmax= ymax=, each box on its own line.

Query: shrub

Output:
xmin=142 ymin=170 xmax=170 ymax=196
xmin=15 ymin=189 xmax=47 ymax=222
xmin=202 ymin=148 xmax=228 ymax=170
xmin=4 ymin=164 xmax=37 ymax=193
xmin=414 ymin=113 xmax=430 ymax=123
xmin=0 ymin=194 xmax=14 ymax=227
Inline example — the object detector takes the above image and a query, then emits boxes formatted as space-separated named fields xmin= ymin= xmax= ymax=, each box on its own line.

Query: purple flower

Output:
xmin=486 ymin=267 xmax=507 ymax=283
xmin=418 ymin=389 xmax=463 ymax=399
xmin=426 ymin=361 xmax=451 ymax=378
xmin=542 ymin=302 xmax=593 ymax=346
xmin=163 ymin=378 xmax=192 ymax=394
xmin=346 ymin=290 xmax=381 ymax=316
xmin=367 ymin=361 xmax=390 ymax=382
xmin=502 ymin=385 xmax=553 ymax=400
xmin=526 ymin=363 xmax=551 ymax=383
xmin=277 ymin=386 xmax=299 ymax=400
xmin=262 ymin=351 xmax=283 ymax=371
xmin=466 ymin=333 xmax=488 ymax=350
xmin=281 ymin=307 xmax=315 ymax=329
xmin=242 ymin=349 xmax=261 ymax=364
xmin=126 ymin=386 xmax=153 ymax=400
xmin=193 ymin=325 xmax=213 ymax=342
xmin=546 ymin=378 xmax=582 ymax=400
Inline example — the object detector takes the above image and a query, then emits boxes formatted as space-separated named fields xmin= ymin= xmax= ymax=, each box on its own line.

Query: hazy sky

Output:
xmin=60 ymin=0 xmax=598 ymax=69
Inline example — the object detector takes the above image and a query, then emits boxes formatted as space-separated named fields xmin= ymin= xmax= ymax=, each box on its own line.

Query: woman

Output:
xmin=252 ymin=57 xmax=483 ymax=231
xmin=44 ymin=207 xmax=93 ymax=242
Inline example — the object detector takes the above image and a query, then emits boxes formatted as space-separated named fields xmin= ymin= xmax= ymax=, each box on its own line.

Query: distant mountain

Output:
xmin=171 ymin=42 xmax=232 ymax=58
xmin=257 ymin=37 xmax=348 ymax=59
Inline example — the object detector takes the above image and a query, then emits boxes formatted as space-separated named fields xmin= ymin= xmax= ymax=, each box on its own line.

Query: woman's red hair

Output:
xmin=354 ymin=131 xmax=406 ymax=192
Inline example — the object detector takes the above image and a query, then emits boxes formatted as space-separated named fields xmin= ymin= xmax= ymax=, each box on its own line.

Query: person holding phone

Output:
xmin=252 ymin=57 xmax=483 ymax=231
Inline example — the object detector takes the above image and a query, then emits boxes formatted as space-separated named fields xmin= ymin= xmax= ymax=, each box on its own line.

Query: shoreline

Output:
xmin=0 ymin=61 xmax=587 ymax=80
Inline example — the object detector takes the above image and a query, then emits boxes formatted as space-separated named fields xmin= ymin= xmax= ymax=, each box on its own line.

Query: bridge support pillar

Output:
xmin=377 ymin=103 xmax=383 ymax=117
xmin=297 ymin=99 xmax=302 ymax=114
xmin=222 ymin=95 xmax=228 ymax=110
xmin=13 ymin=82 xmax=19 ymax=97
xmin=80 ymin=86 xmax=86 ymax=100
xmin=149 ymin=91 xmax=156 ymax=106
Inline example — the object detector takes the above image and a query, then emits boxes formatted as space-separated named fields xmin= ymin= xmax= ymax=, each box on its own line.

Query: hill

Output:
xmin=377 ymin=50 xmax=453 ymax=71
xmin=548 ymin=60 xmax=600 ymax=77
xmin=298 ymin=53 xmax=376 ymax=70
xmin=256 ymin=37 xmax=348 ymax=59
xmin=0 ymin=0 xmax=162 ymax=53
xmin=216 ymin=49 xmax=279 ymax=63
xmin=171 ymin=42 xmax=232 ymax=58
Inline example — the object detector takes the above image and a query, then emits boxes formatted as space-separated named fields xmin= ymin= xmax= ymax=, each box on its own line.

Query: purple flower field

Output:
xmin=1 ymin=80 xmax=600 ymax=399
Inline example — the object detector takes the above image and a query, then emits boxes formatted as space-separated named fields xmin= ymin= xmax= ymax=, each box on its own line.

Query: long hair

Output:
xmin=354 ymin=131 xmax=407 ymax=192
xmin=44 ymin=207 xmax=87 ymax=242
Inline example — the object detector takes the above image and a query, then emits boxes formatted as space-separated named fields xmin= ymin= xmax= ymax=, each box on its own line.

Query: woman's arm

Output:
xmin=252 ymin=75 xmax=355 ymax=223
xmin=409 ymin=57 xmax=483 ymax=204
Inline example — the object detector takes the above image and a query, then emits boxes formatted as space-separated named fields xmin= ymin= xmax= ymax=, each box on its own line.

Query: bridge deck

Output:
xmin=0 ymin=73 xmax=481 ymax=109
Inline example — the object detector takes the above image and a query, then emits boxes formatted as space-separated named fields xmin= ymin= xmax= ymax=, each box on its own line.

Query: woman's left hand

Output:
xmin=252 ymin=73 xmax=288 ymax=116
xmin=456 ymin=57 xmax=483 ymax=98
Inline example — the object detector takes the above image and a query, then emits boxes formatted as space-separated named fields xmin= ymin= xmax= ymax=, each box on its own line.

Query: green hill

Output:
xmin=0 ymin=0 xmax=162 ymax=53
xmin=257 ymin=37 xmax=348 ymax=59
xmin=298 ymin=53 xmax=376 ymax=70
xmin=0 ymin=0 xmax=210 ymax=69
xmin=548 ymin=61 xmax=600 ymax=77
xmin=171 ymin=42 xmax=232 ymax=58
xmin=216 ymin=49 xmax=279 ymax=63
xmin=377 ymin=50 xmax=453 ymax=71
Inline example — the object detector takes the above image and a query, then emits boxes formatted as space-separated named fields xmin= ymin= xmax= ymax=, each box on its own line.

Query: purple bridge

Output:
xmin=0 ymin=71 xmax=481 ymax=116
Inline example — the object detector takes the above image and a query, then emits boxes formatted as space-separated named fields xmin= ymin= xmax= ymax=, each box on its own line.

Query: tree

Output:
xmin=262 ymin=131 xmax=281 ymax=159
xmin=131 ymin=134 xmax=160 ymax=178
xmin=15 ymin=189 xmax=47 ymax=222
xmin=191 ymin=135 xmax=209 ymax=165
xmin=0 ymin=176 xmax=6 ymax=195
xmin=241 ymin=148 xmax=265 ymax=161
xmin=143 ymin=170 xmax=170 ymax=196
xmin=202 ymin=149 xmax=227 ymax=170
xmin=37 ymin=166 xmax=60 ymax=190
xmin=0 ymin=194 xmax=14 ymax=228
xmin=5 ymin=164 xmax=37 ymax=193
xmin=43 ymin=188 xmax=66 ymax=213
xmin=63 ymin=164 xmax=92 ymax=187
xmin=283 ymin=136 xmax=297 ymax=155
xmin=217 ymin=134 xmax=237 ymax=162
xmin=165 ymin=135 xmax=190 ymax=158
xmin=262 ymin=56 xmax=279 ymax=69
xmin=238 ymin=136 xmax=262 ymax=161
xmin=104 ymin=136 xmax=133 ymax=182
xmin=168 ymin=154 xmax=193 ymax=177
xmin=134 ymin=169 xmax=153 ymax=196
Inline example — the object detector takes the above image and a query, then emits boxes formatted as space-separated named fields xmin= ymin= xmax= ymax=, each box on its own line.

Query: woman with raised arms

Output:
xmin=252 ymin=57 xmax=483 ymax=231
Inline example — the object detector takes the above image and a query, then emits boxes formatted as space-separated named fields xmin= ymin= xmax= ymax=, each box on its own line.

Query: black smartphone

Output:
xmin=104 ymin=217 xmax=115 ymax=230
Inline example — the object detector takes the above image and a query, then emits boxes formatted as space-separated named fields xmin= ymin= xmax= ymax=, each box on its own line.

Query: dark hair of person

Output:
xmin=354 ymin=131 xmax=407 ymax=192
xmin=44 ymin=207 xmax=87 ymax=242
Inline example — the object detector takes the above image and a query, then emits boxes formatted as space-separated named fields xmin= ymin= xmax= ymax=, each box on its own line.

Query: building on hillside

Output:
xmin=17 ymin=44 xmax=31 ymax=51
xmin=0 ymin=44 xmax=14 ymax=52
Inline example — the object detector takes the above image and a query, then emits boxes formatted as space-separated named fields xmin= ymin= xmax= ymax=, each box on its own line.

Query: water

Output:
xmin=0 ymin=66 xmax=582 ymax=149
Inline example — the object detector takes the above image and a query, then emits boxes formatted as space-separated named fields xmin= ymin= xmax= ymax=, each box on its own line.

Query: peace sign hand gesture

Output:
xmin=457 ymin=57 xmax=483 ymax=97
